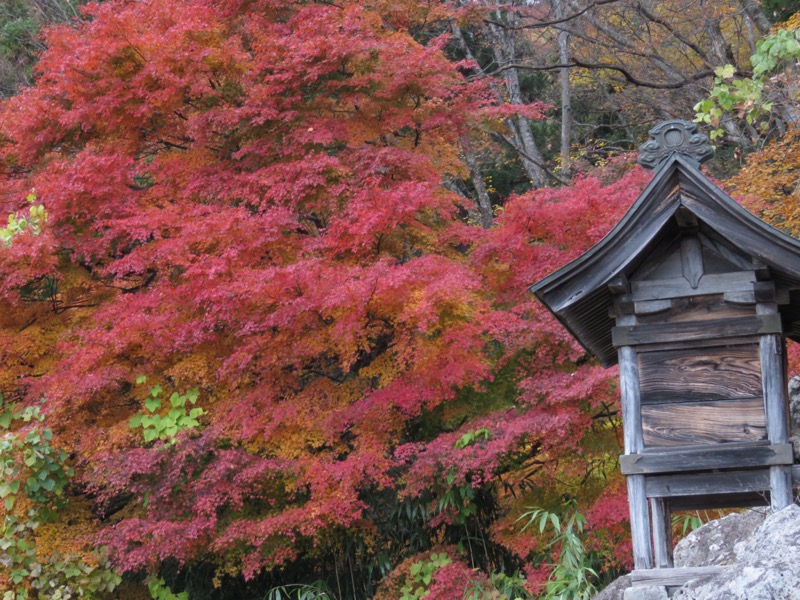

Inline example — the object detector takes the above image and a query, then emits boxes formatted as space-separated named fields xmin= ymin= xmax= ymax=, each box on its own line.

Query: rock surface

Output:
xmin=673 ymin=509 xmax=766 ymax=568
xmin=592 ymin=505 xmax=800 ymax=600
xmin=591 ymin=574 xmax=631 ymax=600
xmin=673 ymin=505 xmax=800 ymax=600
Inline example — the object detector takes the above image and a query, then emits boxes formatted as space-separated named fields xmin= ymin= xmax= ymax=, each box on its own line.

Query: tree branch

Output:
xmin=498 ymin=60 xmax=713 ymax=90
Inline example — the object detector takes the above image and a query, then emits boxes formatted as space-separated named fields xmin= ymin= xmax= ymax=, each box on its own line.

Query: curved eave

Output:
xmin=529 ymin=153 xmax=800 ymax=366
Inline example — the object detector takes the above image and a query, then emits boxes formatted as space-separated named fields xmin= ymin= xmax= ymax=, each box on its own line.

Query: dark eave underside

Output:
xmin=530 ymin=154 xmax=800 ymax=366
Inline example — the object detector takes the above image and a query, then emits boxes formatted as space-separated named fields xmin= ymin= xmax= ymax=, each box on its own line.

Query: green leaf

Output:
xmin=145 ymin=397 xmax=161 ymax=413
xmin=0 ymin=410 xmax=14 ymax=429
xmin=135 ymin=375 xmax=148 ymax=385
xmin=714 ymin=64 xmax=735 ymax=79
xmin=129 ymin=414 xmax=143 ymax=429
xmin=150 ymin=384 xmax=163 ymax=397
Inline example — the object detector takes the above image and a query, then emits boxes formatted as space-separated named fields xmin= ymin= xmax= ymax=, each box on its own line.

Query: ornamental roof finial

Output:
xmin=638 ymin=120 xmax=714 ymax=170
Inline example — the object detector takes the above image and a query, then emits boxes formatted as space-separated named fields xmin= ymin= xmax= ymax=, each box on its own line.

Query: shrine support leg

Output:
xmin=627 ymin=474 xmax=654 ymax=570
xmin=650 ymin=497 xmax=673 ymax=568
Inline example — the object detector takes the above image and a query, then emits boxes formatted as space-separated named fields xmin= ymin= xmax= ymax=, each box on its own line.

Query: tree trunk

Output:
xmin=461 ymin=136 xmax=494 ymax=229
xmin=555 ymin=0 xmax=572 ymax=177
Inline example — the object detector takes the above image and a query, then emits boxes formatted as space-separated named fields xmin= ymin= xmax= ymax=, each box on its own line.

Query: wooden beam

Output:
xmin=631 ymin=566 xmax=727 ymax=587
xmin=612 ymin=314 xmax=782 ymax=347
xmin=628 ymin=475 xmax=654 ymax=570
xmin=634 ymin=299 xmax=672 ymax=315
xmin=608 ymin=274 xmax=631 ymax=294
xmin=631 ymin=271 xmax=756 ymax=302
xmin=757 ymin=302 xmax=793 ymax=510
xmin=620 ymin=443 xmax=792 ymax=475
xmin=651 ymin=497 xmax=673 ymax=568
xmin=617 ymin=315 xmax=653 ymax=570
xmin=681 ymin=236 xmax=704 ymax=288
xmin=646 ymin=469 xmax=770 ymax=498
xmin=635 ymin=335 xmax=761 ymax=354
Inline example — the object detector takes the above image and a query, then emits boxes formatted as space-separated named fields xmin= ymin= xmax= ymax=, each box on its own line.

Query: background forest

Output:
xmin=1 ymin=0 xmax=800 ymax=598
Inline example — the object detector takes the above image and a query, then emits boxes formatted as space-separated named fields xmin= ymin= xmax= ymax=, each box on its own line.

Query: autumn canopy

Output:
xmin=0 ymin=0 xmax=795 ymax=598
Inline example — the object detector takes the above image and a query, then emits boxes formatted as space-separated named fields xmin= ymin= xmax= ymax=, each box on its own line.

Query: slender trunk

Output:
xmin=485 ymin=13 xmax=548 ymax=186
xmin=461 ymin=137 xmax=494 ymax=229
xmin=738 ymin=0 xmax=772 ymax=35
xmin=555 ymin=0 xmax=571 ymax=177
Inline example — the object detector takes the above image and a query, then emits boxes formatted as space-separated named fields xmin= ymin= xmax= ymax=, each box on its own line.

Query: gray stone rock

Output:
xmin=592 ymin=575 xmax=631 ymax=600
xmin=623 ymin=586 xmax=668 ymax=600
xmin=673 ymin=505 xmax=800 ymax=600
xmin=788 ymin=376 xmax=800 ymax=434
xmin=673 ymin=509 xmax=766 ymax=568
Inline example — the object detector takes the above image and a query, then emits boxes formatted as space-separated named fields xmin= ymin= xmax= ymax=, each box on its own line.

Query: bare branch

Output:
xmin=498 ymin=60 xmax=714 ymax=90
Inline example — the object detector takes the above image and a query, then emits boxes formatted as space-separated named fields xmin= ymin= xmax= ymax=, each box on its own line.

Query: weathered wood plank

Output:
xmin=617 ymin=317 xmax=643 ymax=455
xmin=612 ymin=314 xmax=781 ymax=347
xmin=637 ymin=294 xmax=755 ymax=324
xmin=638 ymin=346 xmax=761 ymax=404
xmin=634 ymin=299 xmax=672 ymax=315
xmin=641 ymin=398 xmax=767 ymax=447
xmin=620 ymin=443 xmax=791 ymax=475
xmin=650 ymin=497 xmax=673 ymax=568
xmin=631 ymin=567 xmax=727 ymax=587
xmin=641 ymin=439 xmax=769 ymax=454
xmin=723 ymin=290 xmax=756 ymax=304
xmin=637 ymin=244 xmax=684 ymax=281
xmin=757 ymin=302 xmax=793 ymax=510
xmin=646 ymin=469 xmax=770 ymax=498
xmin=607 ymin=274 xmax=630 ymax=294
xmin=697 ymin=231 xmax=756 ymax=271
xmin=635 ymin=335 xmax=761 ymax=354
xmin=681 ymin=236 xmax=704 ymax=288
xmin=628 ymin=475 xmax=654 ymax=570
xmin=770 ymin=466 xmax=793 ymax=510
xmin=753 ymin=281 xmax=777 ymax=303
xmin=631 ymin=271 xmax=756 ymax=302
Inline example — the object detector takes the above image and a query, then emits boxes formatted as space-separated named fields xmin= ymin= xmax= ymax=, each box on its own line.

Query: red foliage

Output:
xmin=0 ymin=0 xmax=652 ymax=588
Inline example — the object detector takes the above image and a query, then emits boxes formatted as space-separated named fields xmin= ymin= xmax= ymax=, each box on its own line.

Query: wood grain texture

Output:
xmin=613 ymin=314 xmax=781 ymax=347
xmin=618 ymin=336 xmax=644 ymax=455
xmin=636 ymin=294 xmax=755 ymax=324
xmin=641 ymin=398 xmax=767 ymax=447
xmin=758 ymin=330 xmax=789 ymax=444
xmin=638 ymin=346 xmax=761 ymax=404
xmin=635 ymin=335 xmax=762 ymax=355
xmin=631 ymin=567 xmax=727 ymax=587
xmin=620 ymin=443 xmax=791 ymax=475
xmin=681 ymin=236 xmax=704 ymax=288
xmin=770 ymin=466 xmax=793 ymax=510
xmin=628 ymin=474 xmax=654 ymax=570
xmin=631 ymin=271 xmax=756 ymax=302
xmin=651 ymin=497 xmax=673 ymax=568
xmin=646 ymin=469 xmax=771 ymax=498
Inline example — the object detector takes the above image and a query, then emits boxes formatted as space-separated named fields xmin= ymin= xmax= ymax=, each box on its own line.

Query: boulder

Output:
xmin=673 ymin=509 xmax=766 ymax=568
xmin=591 ymin=574 xmax=632 ymax=600
xmin=672 ymin=505 xmax=800 ymax=600
xmin=592 ymin=505 xmax=800 ymax=599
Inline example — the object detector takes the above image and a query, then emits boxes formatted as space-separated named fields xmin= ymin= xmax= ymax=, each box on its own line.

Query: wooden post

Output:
xmin=618 ymin=314 xmax=654 ymax=570
xmin=651 ymin=497 xmax=673 ymax=568
xmin=757 ymin=302 xmax=794 ymax=509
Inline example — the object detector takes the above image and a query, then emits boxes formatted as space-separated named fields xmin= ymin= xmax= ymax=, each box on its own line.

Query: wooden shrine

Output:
xmin=529 ymin=120 xmax=800 ymax=583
